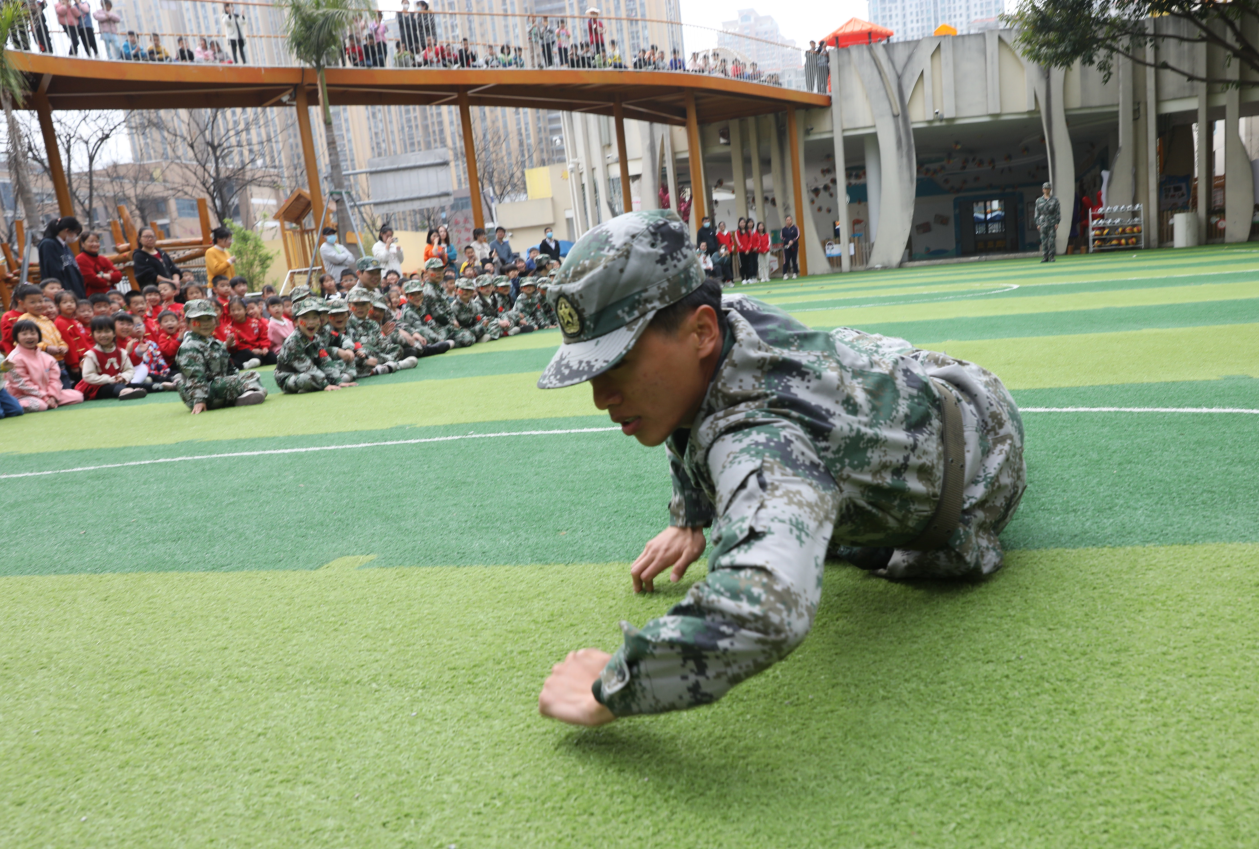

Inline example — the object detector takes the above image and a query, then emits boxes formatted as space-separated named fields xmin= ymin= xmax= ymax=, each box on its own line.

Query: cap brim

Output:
xmin=536 ymin=310 xmax=655 ymax=389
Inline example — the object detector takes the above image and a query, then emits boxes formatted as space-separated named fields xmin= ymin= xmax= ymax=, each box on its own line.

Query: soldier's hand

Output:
xmin=191 ymin=402 xmax=206 ymax=415
xmin=539 ymin=649 xmax=616 ymax=727
xmin=323 ymin=385 xmax=340 ymax=391
xmin=339 ymin=349 xmax=354 ymax=362
xmin=630 ymin=525 xmax=706 ymax=593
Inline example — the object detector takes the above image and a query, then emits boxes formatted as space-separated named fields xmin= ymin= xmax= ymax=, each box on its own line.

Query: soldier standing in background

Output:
xmin=1035 ymin=182 xmax=1061 ymax=263
xmin=534 ymin=211 xmax=1026 ymax=726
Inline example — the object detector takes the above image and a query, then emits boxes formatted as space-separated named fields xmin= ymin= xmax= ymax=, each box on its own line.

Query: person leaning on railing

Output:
xmin=222 ymin=1 xmax=246 ymax=64
xmin=93 ymin=0 xmax=121 ymax=60
xmin=132 ymin=227 xmax=181 ymax=289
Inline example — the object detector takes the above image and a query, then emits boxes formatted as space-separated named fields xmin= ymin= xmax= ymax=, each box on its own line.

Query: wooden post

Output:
xmin=786 ymin=105 xmax=808 ymax=277
xmin=197 ymin=198 xmax=213 ymax=245
xmin=613 ymin=98 xmax=633 ymax=215
xmin=294 ymin=84 xmax=324 ymax=231
xmin=457 ymin=89 xmax=485 ymax=231
xmin=684 ymin=91 xmax=705 ymax=229
xmin=33 ymin=92 xmax=73 ymax=219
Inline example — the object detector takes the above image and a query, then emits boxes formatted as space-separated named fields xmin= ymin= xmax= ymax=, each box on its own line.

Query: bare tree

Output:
xmin=470 ymin=114 xmax=546 ymax=227
xmin=133 ymin=108 xmax=286 ymax=225
xmin=23 ymin=111 xmax=129 ymax=228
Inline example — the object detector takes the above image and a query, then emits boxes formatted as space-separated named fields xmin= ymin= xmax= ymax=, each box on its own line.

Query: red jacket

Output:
xmin=76 ymin=251 xmax=123 ymax=297
xmin=756 ymin=232 xmax=771 ymax=253
xmin=1 ymin=308 xmax=20 ymax=354
xmin=228 ymin=317 xmax=268 ymax=352
xmin=715 ymin=230 xmax=734 ymax=251
xmin=156 ymin=328 xmax=182 ymax=362
xmin=733 ymin=230 xmax=756 ymax=254
xmin=54 ymin=314 xmax=91 ymax=370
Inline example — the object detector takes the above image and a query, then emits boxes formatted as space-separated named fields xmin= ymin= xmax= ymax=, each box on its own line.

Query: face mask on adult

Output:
xmin=326 ymin=235 xmax=337 ymax=245
xmin=545 ymin=231 xmax=553 ymax=239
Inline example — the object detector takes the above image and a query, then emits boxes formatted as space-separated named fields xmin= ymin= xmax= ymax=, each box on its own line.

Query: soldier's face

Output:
xmin=589 ymin=306 xmax=723 ymax=447
xmin=330 ymin=313 xmax=348 ymax=329
xmin=407 ymin=292 xmax=425 ymax=307
xmin=299 ymin=314 xmax=321 ymax=335
xmin=457 ymin=289 xmax=475 ymax=303
xmin=351 ymin=303 xmax=370 ymax=319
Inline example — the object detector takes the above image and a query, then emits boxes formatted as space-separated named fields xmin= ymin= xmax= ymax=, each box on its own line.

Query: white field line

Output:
xmin=2 ymin=409 xmax=1256 ymax=481
xmin=1021 ymin=406 xmax=1259 ymax=414
xmin=0 ymin=426 xmax=620 ymax=480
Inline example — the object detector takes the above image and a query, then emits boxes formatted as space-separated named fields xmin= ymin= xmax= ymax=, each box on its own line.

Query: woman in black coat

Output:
xmin=131 ymin=226 xmax=181 ymax=288
xmin=37 ymin=216 xmax=87 ymax=298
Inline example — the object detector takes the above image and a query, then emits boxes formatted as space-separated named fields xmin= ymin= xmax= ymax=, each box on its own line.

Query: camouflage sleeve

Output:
xmin=594 ymin=422 xmax=841 ymax=717
xmin=175 ymin=345 xmax=211 ymax=405
xmin=667 ymin=448 xmax=714 ymax=527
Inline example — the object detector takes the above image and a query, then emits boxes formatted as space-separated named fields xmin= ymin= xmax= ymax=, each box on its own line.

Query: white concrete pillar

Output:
xmin=637 ymin=121 xmax=659 ymax=214
xmin=829 ymin=47 xmax=851 ymax=272
xmin=1109 ymin=55 xmax=1135 ymax=206
xmin=664 ymin=126 xmax=678 ymax=215
xmin=1224 ymin=87 xmax=1254 ymax=242
xmin=748 ymin=116 xmax=764 ymax=225
xmin=865 ymin=133 xmax=882 ymax=244
xmin=730 ymin=119 xmax=748 ymax=219
xmin=797 ymin=109 xmax=828 ymax=276
xmin=769 ymin=114 xmax=788 ymax=230
xmin=1145 ymin=20 xmax=1159 ymax=248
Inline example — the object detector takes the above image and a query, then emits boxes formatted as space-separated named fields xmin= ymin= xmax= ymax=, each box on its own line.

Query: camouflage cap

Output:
xmin=327 ymin=297 xmax=350 ymax=314
xmin=537 ymin=210 xmax=702 ymax=389
xmin=347 ymin=288 xmax=374 ymax=304
xmin=289 ymin=285 xmax=312 ymax=304
xmin=356 ymin=256 xmax=382 ymax=272
xmin=293 ymin=298 xmax=322 ymax=318
xmin=184 ymin=298 xmax=217 ymax=320
xmin=403 ymin=279 xmax=425 ymax=294
xmin=369 ymin=293 xmax=389 ymax=310
xmin=456 ymin=279 xmax=476 ymax=291
xmin=316 ymin=299 xmax=331 ymax=313
xmin=1042 ymin=182 xmax=1052 ymax=190
xmin=494 ymin=276 xmax=511 ymax=289
xmin=424 ymin=258 xmax=445 ymax=271
xmin=475 ymin=274 xmax=494 ymax=288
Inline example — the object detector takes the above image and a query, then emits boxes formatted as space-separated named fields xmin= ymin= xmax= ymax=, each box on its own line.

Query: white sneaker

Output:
xmin=241 ymin=358 xmax=261 ymax=370
xmin=234 ymin=389 xmax=266 ymax=406
xmin=397 ymin=356 xmax=418 ymax=370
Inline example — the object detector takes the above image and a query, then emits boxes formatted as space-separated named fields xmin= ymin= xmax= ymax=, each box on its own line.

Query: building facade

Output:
xmin=869 ymin=0 xmax=1005 ymax=42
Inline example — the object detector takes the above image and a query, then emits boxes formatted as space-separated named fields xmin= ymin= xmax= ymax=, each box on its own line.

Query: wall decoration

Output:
xmin=915 ymin=221 xmax=932 ymax=234
xmin=934 ymin=213 xmax=950 ymax=225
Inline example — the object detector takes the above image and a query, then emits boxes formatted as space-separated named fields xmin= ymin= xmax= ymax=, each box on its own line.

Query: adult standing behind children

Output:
xmin=205 ymin=226 xmax=237 ymax=281
xmin=76 ymin=232 xmax=123 ymax=297
xmin=372 ymin=225 xmax=405 ymax=275
xmin=132 ymin=227 xmax=181 ymax=288
xmin=779 ymin=214 xmax=799 ymax=279
xmin=320 ymin=226 xmax=355 ymax=282
xmin=38 ymin=216 xmax=86 ymax=299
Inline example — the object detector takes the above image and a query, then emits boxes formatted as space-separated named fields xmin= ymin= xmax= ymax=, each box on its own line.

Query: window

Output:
xmin=175 ymin=198 xmax=199 ymax=219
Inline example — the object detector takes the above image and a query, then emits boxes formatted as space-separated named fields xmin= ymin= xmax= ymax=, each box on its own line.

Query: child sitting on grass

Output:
xmin=2 ymin=284 xmax=44 ymax=354
xmin=274 ymin=298 xmax=356 ymax=394
xmin=155 ymin=310 xmax=184 ymax=366
xmin=118 ymin=313 xmax=177 ymax=392
xmin=87 ymin=293 xmax=113 ymax=317
xmin=75 ymin=315 xmax=147 ymax=401
xmin=211 ymin=276 xmax=232 ymax=312
xmin=158 ymin=281 xmax=184 ymax=316
xmin=266 ymin=295 xmax=294 ymax=353
xmin=176 ymin=299 xmax=266 ymax=414
xmin=4 ymin=320 xmax=84 ymax=411
xmin=225 ymin=297 xmax=275 ymax=369
xmin=19 ymin=293 xmax=70 ymax=367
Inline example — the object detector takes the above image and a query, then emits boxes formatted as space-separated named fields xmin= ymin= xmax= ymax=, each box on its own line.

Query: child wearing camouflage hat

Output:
xmin=176 ymin=299 xmax=267 ymax=414
xmin=345 ymin=289 xmax=397 ymax=376
xmin=273 ymin=299 xmax=357 ymax=393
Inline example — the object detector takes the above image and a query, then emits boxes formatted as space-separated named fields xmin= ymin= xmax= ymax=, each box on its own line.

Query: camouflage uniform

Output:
xmin=538 ymin=210 xmax=1027 ymax=718
xmin=274 ymin=301 xmax=344 ymax=392
xmin=489 ymin=278 xmax=523 ymax=335
xmin=451 ymin=279 xmax=498 ymax=343
xmin=1035 ymin=183 xmax=1061 ymax=262
xmin=176 ymin=300 xmax=267 ymax=410
xmin=399 ymin=280 xmax=447 ymax=345
xmin=537 ymin=281 xmax=559 ymax=327
xmin=511 ymin=285 xmax=548 ymax=330
xmin=345 ymin=291 xmax=390 ymax=376
xmin=420 ymin=262 xmax=473 ymax=347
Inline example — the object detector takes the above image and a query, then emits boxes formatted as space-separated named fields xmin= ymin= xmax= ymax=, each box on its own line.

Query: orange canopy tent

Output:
xmin=822 ymin=18 xmax=894 ymax=49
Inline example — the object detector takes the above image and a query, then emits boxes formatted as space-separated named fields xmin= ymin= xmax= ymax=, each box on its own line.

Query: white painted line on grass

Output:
xmin=3 ymin=408 xmax=1256 ymax=480
xmin=0 ymin=426 xmax=621 ymax=480
xmin=1021 ymin=406 xmax=1259 ymax=414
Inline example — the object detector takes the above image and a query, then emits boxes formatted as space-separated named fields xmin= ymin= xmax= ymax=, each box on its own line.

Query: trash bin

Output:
xmin=1172 ymin=212 xmax=1199 ymax=248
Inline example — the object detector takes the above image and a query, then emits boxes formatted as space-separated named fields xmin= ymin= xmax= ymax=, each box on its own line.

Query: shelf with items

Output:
xmin=1089 ymin=203 xmax=1145 ymax=251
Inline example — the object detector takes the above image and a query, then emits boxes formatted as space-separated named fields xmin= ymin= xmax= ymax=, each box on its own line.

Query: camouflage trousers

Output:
xmin=274 ymin=369 xmax=328 ymax=394
xmin=1039 ymin=225 xmax=1056 ymax=261
xmin=831 ymin=347 xmax=1027 ymax=579
xmin=178 ymin=370 xmax=265 ymax=410
xmin=448 ymin=327 xmax=476 ymax=347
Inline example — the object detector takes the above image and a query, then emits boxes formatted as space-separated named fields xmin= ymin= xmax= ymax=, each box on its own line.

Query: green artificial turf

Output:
xmin=3 ymin=544 xmax=1258 ymax=847
xmin=3 ymin=246 xmax=1259 ymax=847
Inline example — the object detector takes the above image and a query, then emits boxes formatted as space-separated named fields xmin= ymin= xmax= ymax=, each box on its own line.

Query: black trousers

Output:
xmin=79 ymin=25 xmax=97 ymax=56
xmin=782 ymin=246 xmax=799 ymax=275
xmin=230 ymin=38 xmax=246 ymax=63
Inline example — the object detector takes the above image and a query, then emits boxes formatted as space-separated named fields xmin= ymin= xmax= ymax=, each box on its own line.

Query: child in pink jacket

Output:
xmin=5 ymin=319 xmax=84 ymax=411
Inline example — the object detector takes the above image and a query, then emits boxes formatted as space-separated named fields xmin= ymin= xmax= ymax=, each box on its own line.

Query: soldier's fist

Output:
xmin=539 ymin=649 xmax=616 ymax=727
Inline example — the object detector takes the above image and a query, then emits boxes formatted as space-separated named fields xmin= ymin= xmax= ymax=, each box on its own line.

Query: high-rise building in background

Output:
xmin=717 ymin=9 xmax=802 ymax=90
xmin=868 ymin=0 xmax=1004 ymax=42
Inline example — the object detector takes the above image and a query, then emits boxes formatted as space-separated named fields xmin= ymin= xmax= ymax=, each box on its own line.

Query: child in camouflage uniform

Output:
xmin=369 ymin=294 xmax=419 ymax=370
xmin=418 ymin=258 xmax=469 ymax=345
xmin=274 ymin=299 xmax=357 ymax=393
xmin=322 ymin=298 xmax=363 ymax=376
xmin=399 ymin=279 xmax=457 ymax=354
xmin=537 ymin=280 xmax=559 ymax=327
xmin=345 ymin=289 xmax=395 ymax=377
xmin=176 ymin=299 xmax=267 ymax=414
xmin=451 ymin=279 xmax=498 ymax=343
xmin=491 ymin=276 xmax=527 ymax=335
xmin=511 ymin=279 xmax=548 ymax=331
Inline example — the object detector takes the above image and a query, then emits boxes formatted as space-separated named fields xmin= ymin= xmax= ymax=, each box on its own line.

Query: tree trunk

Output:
xmin=2 ymin=89 xmax=41 ymax=239
xmin=318 ymin=68 xmax=359 ymax=259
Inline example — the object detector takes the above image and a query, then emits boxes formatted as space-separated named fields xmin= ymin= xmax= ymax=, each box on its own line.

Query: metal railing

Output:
xmin=13 ymin=1 xmax=823 ymax=93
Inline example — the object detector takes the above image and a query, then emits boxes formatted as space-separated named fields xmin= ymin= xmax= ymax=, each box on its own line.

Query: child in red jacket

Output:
xmin=155 ymin=310 xmax=184 ymax=367
xmin=754 ymin=222 xmax=771 ymax=283
xmin=3 ymin=284 xmax=44 ymax=354
xmin=53 ymin=291 xmax=91 ymax=377
xmin=226 ymin=297 xmax=276 ymax=369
